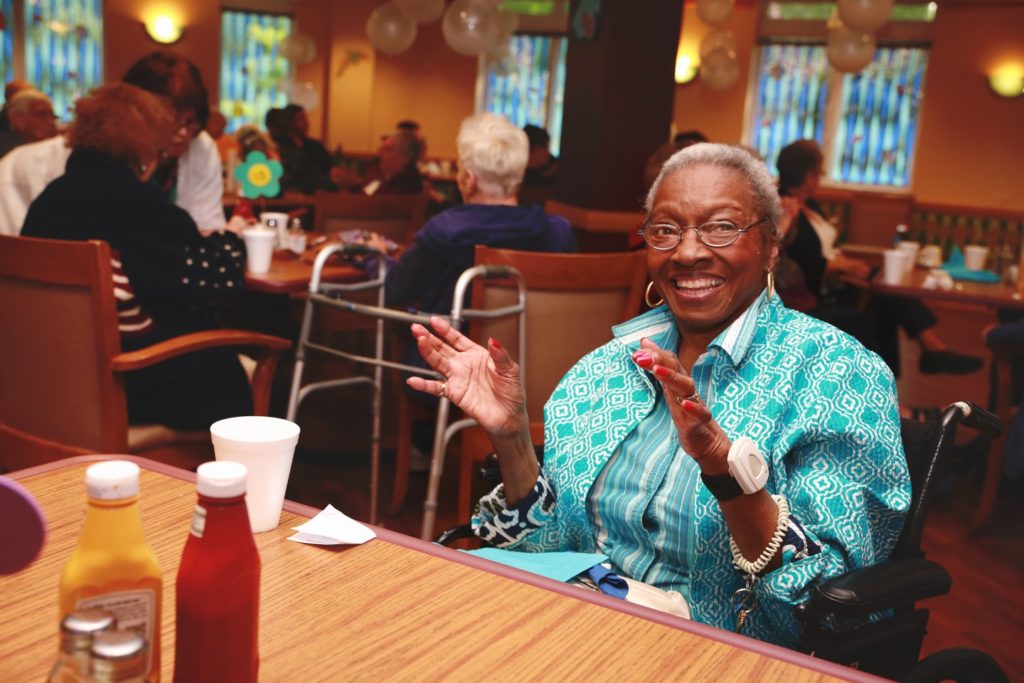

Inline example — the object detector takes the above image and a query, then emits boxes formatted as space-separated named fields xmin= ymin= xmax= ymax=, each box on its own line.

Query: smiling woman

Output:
xmin=406 ymin=142 xmax=909 ymax=649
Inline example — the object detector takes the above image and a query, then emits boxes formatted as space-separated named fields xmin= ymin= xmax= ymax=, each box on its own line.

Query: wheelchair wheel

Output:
xmin=903 ymin=647 xmax=1008 ymax=683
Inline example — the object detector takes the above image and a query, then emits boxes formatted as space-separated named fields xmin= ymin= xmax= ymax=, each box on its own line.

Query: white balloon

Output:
xmin=442 ymin=0 xmax=500 ymax=57
xmin=826 ymin=26 xmax=876 ymax=73
xmin=699 ymin=30 xmax=736 ymax=60
xmin=366 ymin=2 xmax=417 ymax=55
xmin=696 ymin=0 xmax=734 ymax=28
xmin=290 ymin=81 xmax=321 ymax=111
xmin=281 ymin=33 xmax=316 ymax=65
xmin=837 ymin=0 xmax=894 ymax=34
xmin=699 ymin=47 xmax=740 ymax=91
xmin=395 ymin=0 xmax=445 ymax=24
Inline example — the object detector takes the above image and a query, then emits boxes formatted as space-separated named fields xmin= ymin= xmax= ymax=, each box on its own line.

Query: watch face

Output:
xmin=746 ymin=452 xmax=766 ymax=478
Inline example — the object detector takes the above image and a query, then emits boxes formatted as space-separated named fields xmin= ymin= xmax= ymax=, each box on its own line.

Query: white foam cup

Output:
xmin=883 ymin=249 xmax=909 ymax=285
xmin=964 ymin=245 xmax=990 ymax=271
xmin=260 ymin=212 xmax=290 ymax=245
xmin=210 ymin=416 xmax=300 ymax=533
xmin=241 ymin=228 xmax=276 ymax=275
xmin=896 ymin=241 xmax=920 ymax=274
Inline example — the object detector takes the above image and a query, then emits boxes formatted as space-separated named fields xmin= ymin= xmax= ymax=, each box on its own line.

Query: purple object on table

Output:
xmin=0 ymin=476 xmax=46 ymax=574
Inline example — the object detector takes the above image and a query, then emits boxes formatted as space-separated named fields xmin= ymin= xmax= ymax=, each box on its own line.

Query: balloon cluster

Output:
xmin=694 ymin=0 xmax=739 ymax=91
xmin=826 ymin=0 xmax=893 ymax=73
xmin=366 ymin=0 xmax=518 ymax=60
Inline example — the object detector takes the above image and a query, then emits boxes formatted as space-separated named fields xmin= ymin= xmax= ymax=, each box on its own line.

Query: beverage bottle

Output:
xmin=48 ymin=609 xmax=117 ymax=682
xmin=893 ymin=222 xmax=908 ymax=246
xmin=174 ymin=461 xmax=260 ymax=683
xmin=89 ymin=630 xmax=149 ymax=683
xmin=60 ymin=461 xmax=162 ymax=681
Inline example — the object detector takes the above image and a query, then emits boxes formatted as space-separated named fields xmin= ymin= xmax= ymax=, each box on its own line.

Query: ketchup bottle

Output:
xmin=174 ymin=461 xmax=260 ymax=683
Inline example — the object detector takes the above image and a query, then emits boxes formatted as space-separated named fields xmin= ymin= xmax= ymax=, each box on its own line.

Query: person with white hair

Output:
xmin=0 ymin=89 xmax=58 ymax=159
xmin=368 ymin=112 xmax=576 ymax=316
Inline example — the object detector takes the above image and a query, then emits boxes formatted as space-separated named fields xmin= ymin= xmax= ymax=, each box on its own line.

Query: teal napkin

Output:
xmin=942 ymin=246 xmax=1000 ymax=283
xmin=462 ymin=548 xmax=608 ymax=582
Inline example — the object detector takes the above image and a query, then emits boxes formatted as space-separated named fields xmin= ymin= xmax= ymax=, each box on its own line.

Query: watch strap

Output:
xmin=700 ymin=472 xmax=744 ymax=502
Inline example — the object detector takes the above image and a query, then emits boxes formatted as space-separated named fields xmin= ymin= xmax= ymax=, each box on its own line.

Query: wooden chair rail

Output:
xmin=109 ymin=330 xmax=291 ymax=372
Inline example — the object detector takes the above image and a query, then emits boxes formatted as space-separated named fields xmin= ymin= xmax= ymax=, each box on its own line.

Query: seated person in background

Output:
xmin=0 ymin=51 xmax=227 ymax=235
xmin=0 ymin=89 xmax=58 ymax=159
xmin=777 ymin=139 xmax=982 ymax=377
xmin=207 ymin=109 xmax=239 ymax=165
xmin=367 ymin=112 xmax=575 ymax=316
xmin=0 ymin=80 xmax=32 ymax=133
xmin=406 ymin=142 xmax=909 ymax=648
xmin=396 ymin=119 xmax=427 ymax=160
xmin=21 ymin=84 xmax=252 ymax=431
xmin=364 ymin=130 xmax=424 ymax=196
xmin=521 ymin=124 xmax=558 ymax=189
xmin=277 ymin=103 xmax=337 ymax=195
xmin=235 ymin=124 xmax=277 ymax=159
xmin=643 ymin=129 xmax=707 ymax=189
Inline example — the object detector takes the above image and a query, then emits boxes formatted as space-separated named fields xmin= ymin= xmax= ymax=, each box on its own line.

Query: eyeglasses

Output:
xmin=638 ymin=217 xmax=768 ymax=250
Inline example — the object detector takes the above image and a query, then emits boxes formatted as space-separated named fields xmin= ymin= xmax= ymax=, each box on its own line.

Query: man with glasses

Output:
xmin=0 ymin=89 xmax=58 ymax=159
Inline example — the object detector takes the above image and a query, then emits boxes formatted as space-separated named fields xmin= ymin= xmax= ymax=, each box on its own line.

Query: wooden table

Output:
xmin=871 ymin=267 xmax=1024 ymax=310
xmin=1 ymin=456 xmax=878 ymax=682
xmin=245 ymin=245 xmax=366 ymax=294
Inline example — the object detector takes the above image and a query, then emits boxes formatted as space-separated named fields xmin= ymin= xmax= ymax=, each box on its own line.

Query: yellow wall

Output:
xmin=670 ymin=2 xmax=1024 ymax=212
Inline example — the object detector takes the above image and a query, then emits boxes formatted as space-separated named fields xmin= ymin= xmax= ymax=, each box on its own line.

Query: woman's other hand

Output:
xmin=362 ymin=232 xmax=390 ymax=254
xmin=633 ymin=338 xmax=731 ymax=474
xmin=407 ymin=316 xmax=526 ymax=437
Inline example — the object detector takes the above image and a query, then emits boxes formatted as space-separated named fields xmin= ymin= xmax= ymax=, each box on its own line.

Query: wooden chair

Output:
xmin=973 ymin=341 xmax=1018 ymax=532
xmin=312 ymin=191 xmax=428 ymax=247
xmin=0 ymin=235 xmax=291 ymax=472
xmin=452 ymin=246 xmax=648 ymax=524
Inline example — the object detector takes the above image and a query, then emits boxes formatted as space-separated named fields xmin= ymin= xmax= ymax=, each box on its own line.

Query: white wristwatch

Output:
xmin=727 ymin=436 xmax=769 ymax=495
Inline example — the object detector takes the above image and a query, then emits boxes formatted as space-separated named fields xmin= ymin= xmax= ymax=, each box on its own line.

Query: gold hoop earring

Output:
xmin=645 ymin=281 xmax=664 ymax=308
xmin=766 ymin=270 xmax=776 ymax=300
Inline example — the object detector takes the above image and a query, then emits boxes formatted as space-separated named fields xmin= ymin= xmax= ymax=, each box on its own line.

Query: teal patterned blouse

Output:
xmin=472 ymin=291 xmax=911 ymax=647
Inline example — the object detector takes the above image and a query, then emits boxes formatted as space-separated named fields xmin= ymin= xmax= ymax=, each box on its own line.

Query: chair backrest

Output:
xmin=313 ymin=191 xmax=428 ymax=246
xmin=469 ymin=246 xmax=647 ymax=421
xmin=0 ymin=235 xmax=128 ymax=453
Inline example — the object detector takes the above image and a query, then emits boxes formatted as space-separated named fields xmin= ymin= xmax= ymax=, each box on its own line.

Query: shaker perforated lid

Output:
xmin=196 ymin=460 xmax=248 ymax=498
xmin=90 ymin=630 xmax=147 ymax=680
xmin=60 ymin=609 xmax=117 ymax=653
xmin=86 ymin=461 xmax=140 ymax=500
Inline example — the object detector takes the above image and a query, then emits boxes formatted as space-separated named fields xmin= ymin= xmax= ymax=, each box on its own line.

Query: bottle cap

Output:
xmin=196 ymin=461 xmax=248 ymax=498
xmin=60 ymin=609 xmax=117 ymax=653
xmin=90 ymin=630 xmax=147 ymax=679
xmin=86 ymin=461 xmax=140 ymax=500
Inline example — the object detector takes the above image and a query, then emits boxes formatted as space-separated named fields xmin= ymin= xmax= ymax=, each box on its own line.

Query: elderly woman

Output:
xmin=778 ymin=139 xmax=981 ymax=377
xmin=21 ymin=83 xmax=251 ymax=430
xmin=406 ymin=143 xmax=910 ymax=647
xmin=370 ymin=112 xmax=575 ymax=315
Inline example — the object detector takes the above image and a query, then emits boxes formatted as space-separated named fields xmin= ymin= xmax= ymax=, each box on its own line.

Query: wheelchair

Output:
xmin=439 ymin=401 xmax=1010 ymax=683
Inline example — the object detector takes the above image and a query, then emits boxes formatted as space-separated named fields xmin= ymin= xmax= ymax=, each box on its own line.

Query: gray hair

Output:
xmin=457 ymin=112 xmax=528 ymax=199
xmin=8 ymin=89 xmax=52 ymax=114
xmin=644 ymin=142 xmax=782 ymax=239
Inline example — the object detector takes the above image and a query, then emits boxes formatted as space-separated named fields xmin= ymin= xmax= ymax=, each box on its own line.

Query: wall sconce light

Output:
xmin=144 ymin=15 xmax=183 ymax=44
xmin=675 ymin=53 xmax=698 ymax=84
xmin=988 ymin=65 xmax=1023 ymax=98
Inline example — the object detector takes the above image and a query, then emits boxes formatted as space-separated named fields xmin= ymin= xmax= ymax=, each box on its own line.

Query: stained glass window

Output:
xmin=1 ymin=0 xmax=12 ymax=85
xmin=832 ymin=47 xmax=928 ymax=187
xmin=750 ymin=44 xmax=831 ymax=175
xmin=482 ymin=34 xmax=567 ymax=155
xmin=220 ymin=11 xmax=292 ymax=133
xmin=750 ymin=42 xmax=929 ymax=189
xmin=23 ymin=0 xmax=103 ymax=122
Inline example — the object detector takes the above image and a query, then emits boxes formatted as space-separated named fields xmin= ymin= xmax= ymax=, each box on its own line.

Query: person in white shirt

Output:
xmin=0 ymin=51 xmax=227 ymax=236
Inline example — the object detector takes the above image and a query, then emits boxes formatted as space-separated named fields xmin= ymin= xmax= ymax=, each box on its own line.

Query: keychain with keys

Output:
xmin=731 ymin=573 xmax=758 ymax=632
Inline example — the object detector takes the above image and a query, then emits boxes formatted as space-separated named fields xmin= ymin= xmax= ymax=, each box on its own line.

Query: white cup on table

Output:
xmin=896 ymin=241 xmax=920 ymax=275
xmin=260 ymin=212 xmax=290 ymax=245
xmin=964 ymin=245 xmax=990 ymax=271
xmin=882 ymin=249 xmax=910 ymax=285
xmin=241 ymin=227 xmax=276 ymax=275
xmin=210 ymin=416 xmax=301 ymax=533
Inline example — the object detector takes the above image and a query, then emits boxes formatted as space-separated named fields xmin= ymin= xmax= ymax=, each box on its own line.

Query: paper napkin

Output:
xmin=287 ymin=504 xmax=376 ymax=545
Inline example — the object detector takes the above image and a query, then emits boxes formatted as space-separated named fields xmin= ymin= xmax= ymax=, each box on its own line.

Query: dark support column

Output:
xmin=554 ymin=0 xmax=683 ymax=213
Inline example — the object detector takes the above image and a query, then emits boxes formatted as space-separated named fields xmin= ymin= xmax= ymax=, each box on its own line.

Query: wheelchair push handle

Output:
xmin=945 ymin=401 xmax=1002 ymax=440
xmin=480 ymin=265 xmax=518 ymax=279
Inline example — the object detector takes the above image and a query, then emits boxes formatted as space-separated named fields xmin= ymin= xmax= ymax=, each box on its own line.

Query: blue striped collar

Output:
xmin=613 ymin=289 xmax=770 ymax=368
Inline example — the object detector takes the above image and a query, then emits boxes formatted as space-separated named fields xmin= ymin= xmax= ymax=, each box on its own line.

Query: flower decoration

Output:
xmin=234 ymin=151 xmax=283 ymax=199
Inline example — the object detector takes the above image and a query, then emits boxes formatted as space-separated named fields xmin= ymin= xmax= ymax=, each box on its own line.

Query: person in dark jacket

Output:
xmin=777 ymin=139 xmax=981 ymax=377
xmin=368 ymin=112 xmax=575 ymax=314
xmin=277 ymin=103 xmax=336 ymax=195
xmin=21 ymin=83 xmax=252 ymax=429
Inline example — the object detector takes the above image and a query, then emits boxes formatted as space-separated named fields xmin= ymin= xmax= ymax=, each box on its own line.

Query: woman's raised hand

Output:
xmin=407 ymin=316 xmax=527 ymax=437
xmin=632 ymin=338 xmax=731 ymax=474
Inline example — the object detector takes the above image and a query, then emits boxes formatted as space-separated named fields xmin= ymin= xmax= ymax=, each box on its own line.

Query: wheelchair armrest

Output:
xmin=435 ymin=524 xmax=476 ymax=546
xmin=808 ymin=557 xmax=951 ymax=617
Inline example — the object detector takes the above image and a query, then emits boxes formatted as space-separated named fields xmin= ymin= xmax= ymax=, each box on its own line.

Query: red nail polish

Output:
xmin=654 ymin=365 xmax=670 ymax=378
xmin=634 ymin=353 xmax=652 ymax=368
xmin=489 ymin=337 xmax=501 ymax=350
xmin=682 ymin=400 xmax=694 ymax=411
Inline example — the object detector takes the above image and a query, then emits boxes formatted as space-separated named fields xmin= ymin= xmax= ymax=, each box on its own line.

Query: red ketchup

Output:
xmin=174 ymin=461 xmax=260 ymax=682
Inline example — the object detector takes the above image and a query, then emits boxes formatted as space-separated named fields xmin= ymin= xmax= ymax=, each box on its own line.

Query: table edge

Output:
xmin=10 ymin=455 xmax=883 ymax=683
